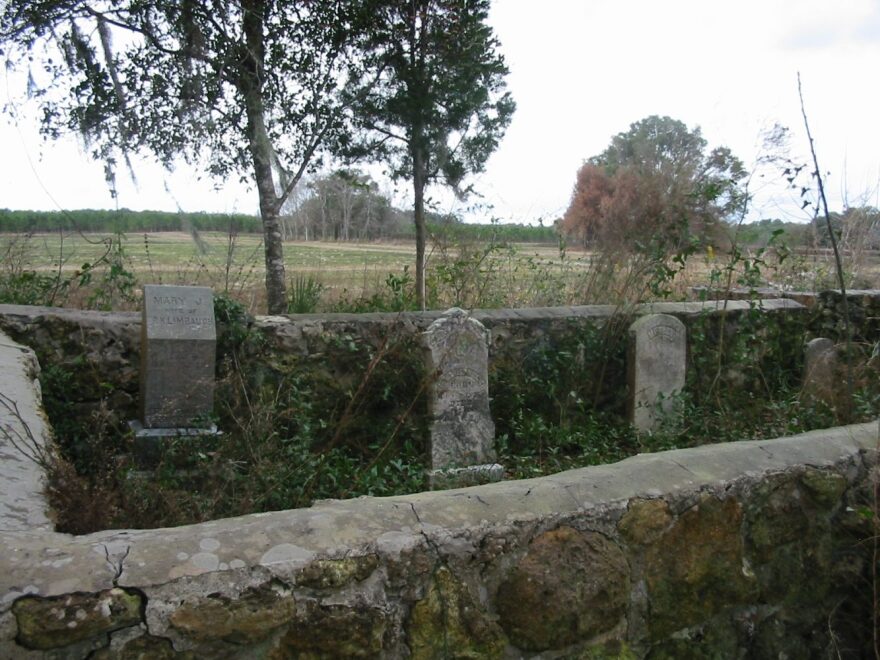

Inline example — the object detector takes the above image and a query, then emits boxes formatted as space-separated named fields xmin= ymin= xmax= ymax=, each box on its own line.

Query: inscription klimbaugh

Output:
xmin=150 ymin=314 xmax=213 ymax=327
xmin=647 ymin=323 xmax=682 ymax=343
xmin=144 ymin=287 xmax=215 ymax=342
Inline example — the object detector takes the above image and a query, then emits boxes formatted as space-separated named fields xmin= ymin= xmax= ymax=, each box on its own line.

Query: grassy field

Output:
xmin=1 ymin=230 xmax=584 ymax=310
xmin=2 ymin=229 xmax=878 ymax=312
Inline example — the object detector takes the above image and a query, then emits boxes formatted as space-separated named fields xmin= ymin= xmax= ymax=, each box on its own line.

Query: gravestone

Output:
xmin=803 ymin=337 xmax=838 ymax=406
xmin=423 ymin=308 xmax=502 ymax=489
xmin=140 ymin=284 xmax=216 ymax=427
xmin=628 ymin=314 xmax=687 ymax=433
xmin=132 ymin=285 xmax=217 ymax=464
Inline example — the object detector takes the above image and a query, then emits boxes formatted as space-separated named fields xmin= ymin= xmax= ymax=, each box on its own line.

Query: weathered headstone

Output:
xmin=423 ymin=308 xmax=502 ymax=489
xmin=140 ymin=284 xmax=216 ymax=429
xmin=628 ymin=314 xmax=687 ymax=433
xmin=802 ymin=337 xmax=838 ymax=406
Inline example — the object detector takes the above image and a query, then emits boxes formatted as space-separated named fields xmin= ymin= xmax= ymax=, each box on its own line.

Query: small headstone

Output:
xmin=628 ymin=314 xmax=687 ymax=433
xmin=423 ymin=308 xmax=501 ymax=489
xmin=132 ymin=285 xmax=217 ymax=465
xmin=802 ymin=337 xmax=838 ymax=406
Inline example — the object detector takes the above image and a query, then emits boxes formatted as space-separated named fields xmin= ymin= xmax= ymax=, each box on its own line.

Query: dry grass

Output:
xmin=1 ymin=230 xmax=878 ymax=313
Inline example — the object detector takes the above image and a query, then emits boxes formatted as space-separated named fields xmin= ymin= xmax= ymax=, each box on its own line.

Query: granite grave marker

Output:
xmin=139 ymin=284 xmax=216 ymax=429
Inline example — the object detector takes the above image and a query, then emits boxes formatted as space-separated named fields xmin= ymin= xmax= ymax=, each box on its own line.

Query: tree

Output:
xmin=812 ymin=206 xmax=880 ymax=250
xmin=345 ymin=0 xmax=515 ymax=309
xmin=0 ymin=1 xmax=368 ymax=313
xmin=283 ymin=169 xmax=399 ymax=241
xmin=562 ymin=116 xmax=746 ymax=253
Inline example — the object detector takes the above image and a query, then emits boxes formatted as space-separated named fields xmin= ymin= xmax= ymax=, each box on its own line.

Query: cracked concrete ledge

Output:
xmin=1 ymin=420 xmax=871 ymax=599
xmin=0 ymin=331 xmax=52 ymax=533
xmin=0 ymin=421 xmax=875 ymax=655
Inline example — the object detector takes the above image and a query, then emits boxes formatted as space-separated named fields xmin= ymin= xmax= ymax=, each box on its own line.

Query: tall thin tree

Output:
xmin=346 ymin=0 xmax=515 ymax=309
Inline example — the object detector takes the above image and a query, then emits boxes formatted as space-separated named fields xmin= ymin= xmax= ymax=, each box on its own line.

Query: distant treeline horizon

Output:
xmin=0 ymin=208 xmax=846 ymax=249
xmin=0 ymin=208 xmax=560 ymax=244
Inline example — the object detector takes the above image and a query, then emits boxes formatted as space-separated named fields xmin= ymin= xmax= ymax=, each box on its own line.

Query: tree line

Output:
xmin=0 ymin=209 xmax=263 ymax=234
xmin=0 ymin=203 xmax=558 ymax=244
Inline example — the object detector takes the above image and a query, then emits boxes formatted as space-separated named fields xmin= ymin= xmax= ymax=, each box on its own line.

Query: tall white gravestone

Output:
xmin=423 ymin=308 xmax=502 ymax=489
xmin=628 ymin=314 xmax=687 ymax=433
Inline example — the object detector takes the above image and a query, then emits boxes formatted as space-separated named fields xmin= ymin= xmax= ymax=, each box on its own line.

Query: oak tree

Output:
xmin=1 ymin=0 xmax=368 ymax=313
xmin=562 ymin=116 xmax=746 ymax=253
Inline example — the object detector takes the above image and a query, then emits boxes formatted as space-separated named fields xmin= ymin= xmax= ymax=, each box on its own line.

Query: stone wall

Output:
xmin=0 ymin=303 xmax=877 ymax=657
xmin=0 ymin=299 xmax=807 ymax=431
xmin=693 ymin=287 xmax=880 ymax=344
xmin=812 ymin=289 xmax=880 ymax=344
xmin=0 ymin=418 xmax=875 ymax=657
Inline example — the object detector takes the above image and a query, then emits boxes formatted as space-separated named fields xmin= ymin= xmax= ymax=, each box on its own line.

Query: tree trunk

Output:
xmin=238 ymin=0 xmax=287 ymax=314
xmin=240 ymin=0 xmax=287 ymax=314
xmin=258 ymin=198 xmax=287 ymax=314
xmin=412 ymin=145 xmax=427 ymax=310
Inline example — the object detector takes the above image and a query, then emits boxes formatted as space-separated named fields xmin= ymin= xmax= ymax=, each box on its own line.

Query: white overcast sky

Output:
xmin=1 ymin=0 xmax=878 ymax=225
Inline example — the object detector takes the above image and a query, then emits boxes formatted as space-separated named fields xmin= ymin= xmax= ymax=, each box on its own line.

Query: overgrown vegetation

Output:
xmin=7 ymin=219 xmax=872 ymax=535
xmin=36 ymin=302 xmax=432 ymax=531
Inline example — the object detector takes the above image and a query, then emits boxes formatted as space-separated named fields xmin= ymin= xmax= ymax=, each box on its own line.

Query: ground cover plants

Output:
xmin=0 ymin=217 xmax=875 ymax=534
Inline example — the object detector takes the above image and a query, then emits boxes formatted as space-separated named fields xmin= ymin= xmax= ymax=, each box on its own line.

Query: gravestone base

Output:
xmin=128 ymin=421 xmax=221 ymax=469
xmin=428 ymin=463 xmax=504 ymax=490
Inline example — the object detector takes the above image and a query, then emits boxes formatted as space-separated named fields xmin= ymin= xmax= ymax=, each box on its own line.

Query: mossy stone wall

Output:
xmin=0 ymin=422 xmax=875 ymax=658
xmin=0 ymin=299 xmax=808 ymax=433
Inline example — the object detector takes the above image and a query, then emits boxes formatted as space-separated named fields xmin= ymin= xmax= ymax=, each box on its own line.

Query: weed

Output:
xmin=77 ymin=232 xmax=138 ymax=311
xmin=288 ymin=275 xmax=325 ymax=313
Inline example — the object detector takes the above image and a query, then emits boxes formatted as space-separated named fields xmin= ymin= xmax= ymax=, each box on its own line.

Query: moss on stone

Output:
xmin=580 ymin=640 xmax=639 ymax=659
xmin=744 ymin=474 xmax=837 ymax=607
xmin=752 ymin=613 xmax=820 ymax=659
xmin=496 ymin=526 xmax=629 ymax=652
xmin=745 ymin=476 xmax=811 ymax=561
xmin=91 ymin=634 xmax=196 ymax=659
xmin=407 ymin=566 xmax=506 ymax=660
xmin=13 ymin=588 xmax=143 ymax=650
xmin=296 ymin=555 xmax=379 ymax=590
xmin=619 ymin=498 xmax=672 ymax=545
xmin=646 ymin=615 xmax=742 ymax=659
xmin=799 ymin=468 xmax=847 ymax=507
xmin=169 ymin=582 xmax=295 ymax=644
xmin=644 ymin=496 xmax=755 ymax=639
xmin=272 ymin=604 xmax=387 ymax=658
